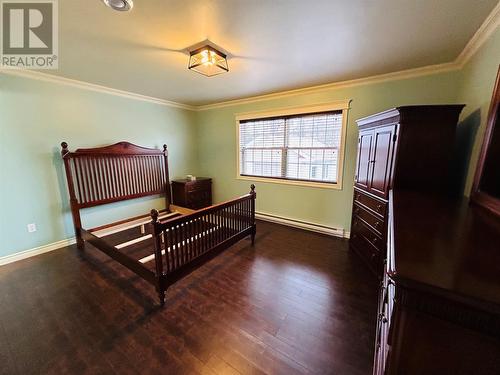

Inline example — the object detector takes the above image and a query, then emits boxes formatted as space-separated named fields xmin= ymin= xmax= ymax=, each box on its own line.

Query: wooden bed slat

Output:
xmin=115 ymin=234 xmax=152 ymax=250
xmin=91 ymin=211 xmax=179 ymax=237
xmin=81 ymin=229 xmax=156 ymax=285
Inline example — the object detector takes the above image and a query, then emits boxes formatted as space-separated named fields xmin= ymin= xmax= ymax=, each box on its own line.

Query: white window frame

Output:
xmin=235 ymin=100 xmax=351 ymax=190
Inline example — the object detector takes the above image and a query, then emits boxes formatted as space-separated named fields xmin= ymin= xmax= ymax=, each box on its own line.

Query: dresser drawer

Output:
xmin=352 ymin=217 xmax=384 ymax=252
xmin=354 ymin=189 xmax=387 ymax=218
xmin=350 ymin=232 xmax=382 ymax=274
xmin=353 ymin=204 xmax=385 ymax=236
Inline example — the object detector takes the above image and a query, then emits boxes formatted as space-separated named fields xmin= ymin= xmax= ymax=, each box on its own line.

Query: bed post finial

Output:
xmin=150 ymin=209 xmax=159 ymax=223
xmin=250 ymin=184 xmax=256 ymax=196
xmin=163 ymin=144 xmax=168 ymax=155
xmin=61 ymin=141 xmax=69 ymax=157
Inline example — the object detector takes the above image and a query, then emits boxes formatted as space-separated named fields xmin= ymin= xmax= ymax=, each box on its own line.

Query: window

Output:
xmin=237 ymin=105 xmax=348 ymax=188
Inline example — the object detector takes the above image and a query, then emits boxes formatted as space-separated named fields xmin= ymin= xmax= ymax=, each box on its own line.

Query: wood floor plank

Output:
xmin=0 ymin=220 xmax=378 ymax=374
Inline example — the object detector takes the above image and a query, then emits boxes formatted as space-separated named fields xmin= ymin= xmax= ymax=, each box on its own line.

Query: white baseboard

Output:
xmin=0 ymin=213 xmax=349 ymax=266
xmin=0 ymin=237 xmax=76 ymax=266
xmin=255 ymin=211 xmax=349 ymax=239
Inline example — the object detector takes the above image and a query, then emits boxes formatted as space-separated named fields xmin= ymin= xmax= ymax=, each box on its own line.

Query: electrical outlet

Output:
xmin=27 ymin=223 xmax=37 ymax=233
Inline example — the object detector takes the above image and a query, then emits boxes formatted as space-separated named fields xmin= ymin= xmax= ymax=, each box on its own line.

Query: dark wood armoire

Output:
xmin=350 ymin=105 xmax=465 ymax=275
xmin=355 ymin=93 xmax=500 ymax=375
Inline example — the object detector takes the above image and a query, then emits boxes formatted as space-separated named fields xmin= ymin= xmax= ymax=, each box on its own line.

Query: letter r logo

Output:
xmin=2 ymin=1 xmax=53 ymax=54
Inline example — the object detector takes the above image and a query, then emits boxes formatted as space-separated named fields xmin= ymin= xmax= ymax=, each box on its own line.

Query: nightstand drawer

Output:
xmin=186 ymin=179 xmax=211 ymax=192
xmin=187 ymin=189 xmax=211 ymax=209
xmin=171 ymin=178 xmax=212 ymax=209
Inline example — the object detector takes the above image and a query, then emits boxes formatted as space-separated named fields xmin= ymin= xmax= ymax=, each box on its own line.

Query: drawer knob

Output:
xmin=354 ymin=207 xmax=360 ymax=214
xmin=372 ymin=237 xmax=378 ymax=244
xmin=377 ymin=204 xmax=383 ymax=211
xmin=374 ymin=221 xmax=380 ymax=228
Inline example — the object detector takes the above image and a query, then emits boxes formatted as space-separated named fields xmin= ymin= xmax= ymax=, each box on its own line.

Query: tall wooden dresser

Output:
xmin=371 ymin=69 xmax=500 ymax=375
xmin=374 ymin=192 xmax=500 ymax=375
xmin=350 ymin=105 xmax=465 ymax=276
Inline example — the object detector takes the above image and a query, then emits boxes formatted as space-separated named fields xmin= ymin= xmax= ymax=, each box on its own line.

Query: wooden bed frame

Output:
xmin=61 ymin=141 xmax=256 ymax=305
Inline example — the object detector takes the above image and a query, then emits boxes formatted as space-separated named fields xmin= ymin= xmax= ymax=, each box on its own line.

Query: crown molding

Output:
xmin=456 ymin=1 xmax=500 ymax=67
xmin=195 ymin=2 xmax=499 ymax=111
xmin=0 ymin=69 xmax=197 ymax=111
xmin=196 ymin=62 xmax=460 ymax=111
xmin=1 ymin=2 xmax=498 ymax=112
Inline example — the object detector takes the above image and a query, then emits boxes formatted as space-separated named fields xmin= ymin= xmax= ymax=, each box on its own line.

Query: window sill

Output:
xmin=236 ymin=175 xmax=342 ymax=190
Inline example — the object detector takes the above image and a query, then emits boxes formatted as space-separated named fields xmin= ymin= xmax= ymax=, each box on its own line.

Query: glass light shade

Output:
xmin=188 ymin=45 xmax=229 ymax=77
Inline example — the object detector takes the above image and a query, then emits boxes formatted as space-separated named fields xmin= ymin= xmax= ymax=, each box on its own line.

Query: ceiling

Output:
xmin=47 ymin=0 xmax=498 ymax=106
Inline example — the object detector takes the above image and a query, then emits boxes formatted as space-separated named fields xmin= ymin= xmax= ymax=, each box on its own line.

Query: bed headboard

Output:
xmin=61 ymin=141 xmax=171 ymax=209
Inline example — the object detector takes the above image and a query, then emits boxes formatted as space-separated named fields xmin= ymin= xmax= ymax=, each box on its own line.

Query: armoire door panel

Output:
xmin=355 ymin=130 xmax=373 ymax=190
xmin=369 ymin=126 xmax=395 ymax=198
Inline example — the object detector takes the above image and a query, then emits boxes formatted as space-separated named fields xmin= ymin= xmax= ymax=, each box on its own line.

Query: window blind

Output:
xmin=239 ymin=111 xmax=343 ymax=183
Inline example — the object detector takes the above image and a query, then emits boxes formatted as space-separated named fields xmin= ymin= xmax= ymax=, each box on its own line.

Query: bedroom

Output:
xmin=1 ymin=0 xmax=499 ymax=374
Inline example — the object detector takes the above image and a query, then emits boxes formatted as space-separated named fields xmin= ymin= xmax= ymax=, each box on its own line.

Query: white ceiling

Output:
xmin=48 ymin=0 xmax=498 ymax=106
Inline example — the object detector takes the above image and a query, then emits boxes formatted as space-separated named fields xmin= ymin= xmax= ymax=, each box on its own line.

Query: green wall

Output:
xmin=458 ymin=28 xmax=500 ymax=196
xmin=0 ymin=74 xmax=197 ymax=257
xmin=1 ymin=27 xmax=498 ymax=258
xmin=194 ymin=27 xmax=499 ymax=233
xmin=194 ymin=71 xmax=462 ymax=232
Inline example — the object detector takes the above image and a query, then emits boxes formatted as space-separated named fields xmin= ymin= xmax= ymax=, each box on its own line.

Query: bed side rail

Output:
xmin=149 ymin=185 xmax=256 ymax=288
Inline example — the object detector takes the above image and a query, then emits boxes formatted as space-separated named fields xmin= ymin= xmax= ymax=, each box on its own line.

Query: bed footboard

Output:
xmin=150 ymin=185 xmax=256 ymax=305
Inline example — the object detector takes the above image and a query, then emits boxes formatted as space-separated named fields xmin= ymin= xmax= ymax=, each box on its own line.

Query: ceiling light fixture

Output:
xmin=188 ymin=45 xmax=229 ymax=77
xmin=101 ymin=0 xmax=133 ymax=11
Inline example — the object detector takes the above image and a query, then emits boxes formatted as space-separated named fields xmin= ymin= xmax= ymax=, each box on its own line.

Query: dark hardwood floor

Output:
xmin=0 ymin=220 xmax=378 ymax=375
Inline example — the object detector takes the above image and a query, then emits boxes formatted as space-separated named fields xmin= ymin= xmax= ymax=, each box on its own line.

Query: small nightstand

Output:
xmin=171 ymin=178 xmax=212 ymax=209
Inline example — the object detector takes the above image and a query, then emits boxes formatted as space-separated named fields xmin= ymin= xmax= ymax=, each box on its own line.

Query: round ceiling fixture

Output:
xmin=102 ymin=0 xmax=133 ymax=11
